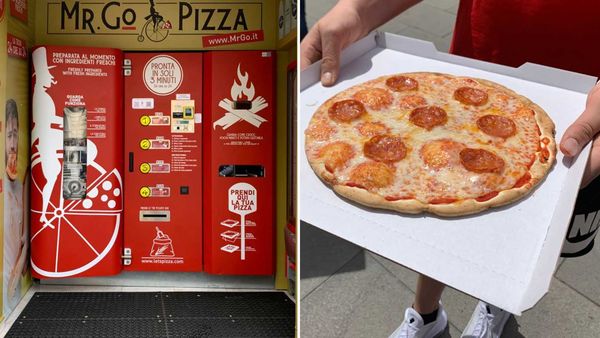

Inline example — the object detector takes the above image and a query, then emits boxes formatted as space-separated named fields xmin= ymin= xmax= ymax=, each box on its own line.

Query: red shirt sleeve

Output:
xmin=451 ymin=0 xmax=600 ymax=78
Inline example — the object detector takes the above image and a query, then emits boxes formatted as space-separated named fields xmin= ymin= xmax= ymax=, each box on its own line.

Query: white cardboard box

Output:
xmin=300 ymin=32 xmax=596 ymax=315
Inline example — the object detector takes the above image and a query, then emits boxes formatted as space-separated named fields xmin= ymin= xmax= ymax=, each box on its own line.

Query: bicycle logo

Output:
xmin=138 ymin=0 xmax=172 ymax=43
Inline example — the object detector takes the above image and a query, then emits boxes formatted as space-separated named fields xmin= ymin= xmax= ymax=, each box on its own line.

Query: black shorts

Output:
xmin=561 ymin=176 xmax=600 ymax=257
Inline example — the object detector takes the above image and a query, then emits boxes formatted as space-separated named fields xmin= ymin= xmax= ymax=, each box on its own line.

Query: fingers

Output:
xmin=319 ymin=29 xmax=343 ymax=87
xmin=300 ymin=26 xmax=323 ymax=71
xmin=560 ymin=85 xmax=600 ymax=157
xmin=300 ymin=21 xmax=344 ymax=86
xmin=581 ymin=136 xmax=600 ymax=188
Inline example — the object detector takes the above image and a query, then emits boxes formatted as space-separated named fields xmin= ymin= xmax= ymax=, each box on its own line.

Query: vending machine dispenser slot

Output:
xmin=139 ymin=210 xmax=171 ymax=222
xmin=218 ymin=165 xmax=265 ymax=177
xmin=62 ymin=106 xmax=88 ymax=200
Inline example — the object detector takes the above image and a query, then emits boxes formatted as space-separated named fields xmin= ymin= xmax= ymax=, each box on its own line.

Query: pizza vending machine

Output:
xmin=123 ymin=53 xmax=203 ymax=272
xmin=204 ymin=51 xmax=276 ymax=275
xmin=30 ymin=46 xmax=124 ymax=278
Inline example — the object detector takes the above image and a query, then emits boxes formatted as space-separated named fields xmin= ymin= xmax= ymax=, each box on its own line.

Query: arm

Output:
xmin=301 ymin=0 xmax=421 ymax=85
xmin=7 ymin=180 xmax=29 ymax=298
xmin=52 ymin=114 xmax=63 ymax=125
xmin=7 ymin=238 xmax=28 ymax=298
xmin=560 ymin=81 xmax=600 ymax=187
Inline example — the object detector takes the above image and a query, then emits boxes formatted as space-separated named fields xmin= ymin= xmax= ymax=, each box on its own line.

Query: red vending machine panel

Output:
xmin=30 ymin=46 xmax=124 ymax=278
xmin=204 ymin=51 xmax=275 ymax=275
xmin=123 ymin=53 xmax=203 ymax=272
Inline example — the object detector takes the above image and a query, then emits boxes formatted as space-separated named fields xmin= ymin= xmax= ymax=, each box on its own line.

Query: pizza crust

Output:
xmin=333 ymin=181 xmax=543 ymax=217
xmin=306 ymin=72 xmax=557 ymax=217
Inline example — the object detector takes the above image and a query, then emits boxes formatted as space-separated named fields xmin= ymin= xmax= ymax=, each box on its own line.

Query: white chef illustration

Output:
xmin=31 ymin=47 xmax=102 ymax=228
xmin=31 ymin=47 xmax=63 ymax=228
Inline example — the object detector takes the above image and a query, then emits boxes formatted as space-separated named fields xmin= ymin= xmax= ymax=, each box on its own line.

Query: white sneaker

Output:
xmin=461 ymin=301 xmax=511 ymax=338
xmin=389 ymin=303 xmax=448 ymax=338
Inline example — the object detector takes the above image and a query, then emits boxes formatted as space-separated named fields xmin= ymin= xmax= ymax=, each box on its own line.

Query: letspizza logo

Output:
xmin=48 ymin=1 xmax=262 ymax=43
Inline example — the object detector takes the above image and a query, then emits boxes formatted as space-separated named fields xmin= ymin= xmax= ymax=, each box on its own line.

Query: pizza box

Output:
xmin=299 ymin=31 xmax=596 ymax=315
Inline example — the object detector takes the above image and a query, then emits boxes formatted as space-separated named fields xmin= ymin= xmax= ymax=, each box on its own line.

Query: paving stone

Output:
xmin=423 ymin=0 xmax=460 ymax=14
xmin=371 ymin=252 xmax=478 ymax=331
xmin=300 ymin=222 xmax=363 ymax=299
xmin=304 ymin=0 xmax=335 ymax=21
xmin=555 ymin=241 xmax=600 ymax=305
xmin=397 ymin=26 xmax=452 ymax=52
xmin=301 ymin=253 xmax=416 ymax=338
xmin=396 ymin=3 xmax=456 ymax=37
xmin=505 ymin=278 xmax=600 ymax=338
xmin=379 ymin=20 xmax=410 ymax=35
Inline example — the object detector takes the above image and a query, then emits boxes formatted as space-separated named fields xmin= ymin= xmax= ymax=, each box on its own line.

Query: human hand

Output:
xmin=300 ymin=0 xmax=420 ymax=86
xmin=560 ymin=82 xmax=600 ymax=187
xmin=300 ymin=4 xmax=367 ymax=86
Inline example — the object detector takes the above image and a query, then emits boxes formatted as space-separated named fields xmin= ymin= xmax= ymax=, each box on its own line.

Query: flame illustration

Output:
xmin=230 ymin=64 xmax=255 ymax=101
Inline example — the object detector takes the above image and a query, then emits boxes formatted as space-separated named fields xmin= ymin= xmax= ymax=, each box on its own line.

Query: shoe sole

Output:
xmin=432 ymin=324 xmax=449 ymax=338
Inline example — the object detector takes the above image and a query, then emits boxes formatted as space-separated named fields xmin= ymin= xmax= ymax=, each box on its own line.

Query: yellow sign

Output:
xmin=36 ymin=0 xmax=277 ymax=50
xmin=139 ymin=162 xmax=150 ymax=174
xmin=139 ymin=187 xmax=151 ymax=197
xmin=139 ymin=138 xmax=150 ymax=150
xmin=139 ymin=115 xmax=150 ymax=126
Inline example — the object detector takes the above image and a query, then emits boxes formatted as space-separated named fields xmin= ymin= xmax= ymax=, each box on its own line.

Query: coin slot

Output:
xmin=62 ymin=106 xmax=87 ymax=200
xmin=129 ymin=152 xmax=134 ymax=172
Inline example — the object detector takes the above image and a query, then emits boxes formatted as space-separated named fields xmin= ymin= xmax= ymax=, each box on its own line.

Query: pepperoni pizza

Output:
xmin=305 ymin=72 xmax=556 ymax=216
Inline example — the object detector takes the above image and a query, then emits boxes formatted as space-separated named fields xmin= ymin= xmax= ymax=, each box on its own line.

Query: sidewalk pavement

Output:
xmin=300 ymin=223 xmax=600 ymax=338
xmin=301 ymin=0 xmax=600 ymax=337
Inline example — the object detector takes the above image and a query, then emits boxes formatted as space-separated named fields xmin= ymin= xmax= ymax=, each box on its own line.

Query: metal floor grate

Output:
xmin=7 ymin=292 xmax=295 ymax=337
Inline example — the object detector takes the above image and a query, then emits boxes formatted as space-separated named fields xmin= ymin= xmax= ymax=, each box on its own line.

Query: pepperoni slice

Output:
xmin=454 ymin=87 xmax=488 ymax=106
xmin=398 ymin=95 xmax=427 ymax=109
xmin=356 ymin=122 xmax=389 ymax=137
xmin=305 ymin=120 xmax=337 ymax=141
xmin=386 ymin=76 xmax=418 ymax=92
xmin=364 ymin=135 xmax=407 ymax=163
xmin=460 ymin=148 xmax=505 ymax=173
xmin=476 ymin=115 xmax=517 ymax=138
xmin=318 ymin=142 xmax=355 ymax=173
xmin=348 ymin=162 xmax=394 ymax=189
xmin=353 ymin=88 xmax=393 ymax=110
xmin=409 ymin=106 xmax=448 ymax=130
xmin=328 ymin=100 xmax=367 ymax=122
